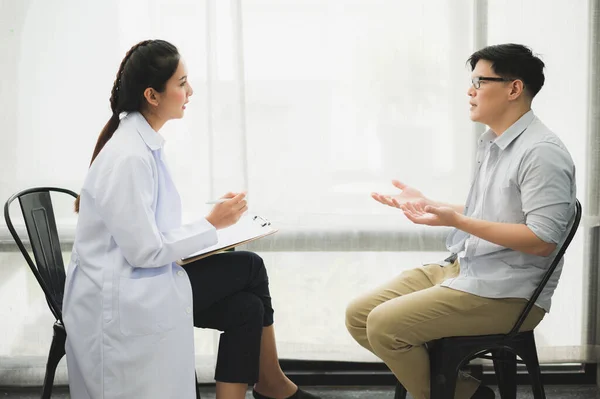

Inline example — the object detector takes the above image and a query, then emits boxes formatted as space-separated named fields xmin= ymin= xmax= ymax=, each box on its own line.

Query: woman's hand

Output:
xmin=206 ymin=192 xmax=247 ymax=229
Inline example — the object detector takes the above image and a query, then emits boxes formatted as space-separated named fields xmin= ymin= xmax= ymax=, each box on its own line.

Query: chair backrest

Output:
xmin=3 ymin=187 xmax=78 ymax=322
xmin=507 ymin=198 xmax=582 ymax=338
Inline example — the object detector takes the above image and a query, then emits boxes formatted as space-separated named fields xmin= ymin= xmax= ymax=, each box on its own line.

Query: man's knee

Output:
xmin=365 ymin=304 xmax=412 ymax=354
xmin=365 ymin=305 xmax=393 ymax=350
xmin=345 ymin=296 xmax=367 ymax=335
xmin=345 ymin=290 xmax=384 ymax=331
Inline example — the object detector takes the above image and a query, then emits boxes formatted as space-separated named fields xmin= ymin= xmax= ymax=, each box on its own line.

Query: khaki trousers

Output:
xmin=345 ymin=261 xmax=545 ymax=399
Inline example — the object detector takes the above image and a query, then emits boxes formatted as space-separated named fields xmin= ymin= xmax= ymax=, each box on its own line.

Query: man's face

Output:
xmin=467 ymin=60 xmax=512 ymax=125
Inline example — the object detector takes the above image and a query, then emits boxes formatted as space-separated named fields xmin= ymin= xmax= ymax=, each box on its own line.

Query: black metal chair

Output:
xmin=4 ymin=187 xmax=77 ymax=398
xmin=4 ymin=187 xmax=204 ymax=398
xmin=394 ymin=199 xmax=582 ymax=399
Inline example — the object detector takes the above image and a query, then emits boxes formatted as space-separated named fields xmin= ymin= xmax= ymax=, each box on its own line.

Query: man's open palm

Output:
xmin=400 ymin=203 xmax=458 ymax=227
xmin=371 ymin=180 xmax=431 ymax=209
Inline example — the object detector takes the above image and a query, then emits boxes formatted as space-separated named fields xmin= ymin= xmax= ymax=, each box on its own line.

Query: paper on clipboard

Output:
xmin=177 ymin=214 xmax=277 ymax=265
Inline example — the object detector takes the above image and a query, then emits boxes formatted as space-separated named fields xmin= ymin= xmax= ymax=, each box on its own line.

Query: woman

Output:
xmin=63 ymin=40 xmax=319 ymax=399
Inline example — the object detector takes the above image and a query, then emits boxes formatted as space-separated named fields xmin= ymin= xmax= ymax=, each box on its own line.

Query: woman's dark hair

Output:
xmin=467 ymin=43 xmax=545 ymax=99
xmin=75 ymin=39 xmax=180 ymax=212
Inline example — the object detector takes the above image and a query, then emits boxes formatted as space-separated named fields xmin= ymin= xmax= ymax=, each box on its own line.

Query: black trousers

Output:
xmin=182 ymin=251 xmax=274 ymax=384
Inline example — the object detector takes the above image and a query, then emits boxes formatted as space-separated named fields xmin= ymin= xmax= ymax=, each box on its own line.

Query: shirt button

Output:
xmin=186 ymin=307 xmax=192 ymax=314
xmin=177 ymin=271 xmax=185 ymax=277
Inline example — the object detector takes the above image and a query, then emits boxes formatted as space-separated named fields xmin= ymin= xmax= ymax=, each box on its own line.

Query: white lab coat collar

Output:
xmin=123 ymin=111 xmax=165 ymax=151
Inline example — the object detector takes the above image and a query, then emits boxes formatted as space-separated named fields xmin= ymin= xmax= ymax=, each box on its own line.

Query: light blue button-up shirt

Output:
xmin=441 ymin=110 xmax=576 ymax=312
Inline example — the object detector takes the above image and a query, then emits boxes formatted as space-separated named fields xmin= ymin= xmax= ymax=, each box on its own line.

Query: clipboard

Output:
xmin=177 ymin=214 xmax=278 ymax=265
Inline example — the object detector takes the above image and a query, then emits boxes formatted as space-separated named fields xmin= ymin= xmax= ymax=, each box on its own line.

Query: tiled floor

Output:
xmin=1 ymin=385 xmax=600 ymax=398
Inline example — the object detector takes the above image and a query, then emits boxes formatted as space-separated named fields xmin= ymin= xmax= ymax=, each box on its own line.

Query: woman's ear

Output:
xmin=143 ymin=88 xmax=160 ymax=107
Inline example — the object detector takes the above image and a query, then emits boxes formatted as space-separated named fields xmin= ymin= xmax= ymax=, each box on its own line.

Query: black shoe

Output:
xmin=471 ymin=385 xmax=495 ymax=399
xmin=252 ymin=387 xmax=321 ymax=399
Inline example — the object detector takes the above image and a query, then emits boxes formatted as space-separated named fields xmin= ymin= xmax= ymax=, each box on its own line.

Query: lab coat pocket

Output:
xmin=118 ymin=272 xmax=177 ymax=336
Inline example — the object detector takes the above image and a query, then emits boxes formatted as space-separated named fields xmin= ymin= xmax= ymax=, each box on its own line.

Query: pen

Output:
xmin=206 ymin=198 xmax=228 ymax=204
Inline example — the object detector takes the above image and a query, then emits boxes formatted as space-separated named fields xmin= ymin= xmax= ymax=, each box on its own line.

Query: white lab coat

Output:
xmin=63 ymin=112 xmax=217 ymax=399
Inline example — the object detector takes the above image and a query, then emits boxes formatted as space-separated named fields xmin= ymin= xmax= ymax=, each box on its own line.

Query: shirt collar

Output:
xmin=124 ymin=112 xmax=165 ymax=151
xmin=480 ymin=110 xmax=536 ymax=151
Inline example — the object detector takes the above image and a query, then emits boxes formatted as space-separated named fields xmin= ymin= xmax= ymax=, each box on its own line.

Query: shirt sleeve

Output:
xmin=519 ymin=142 xmax=576 ymax=244
xmin=93 ymin=154 xmax=217 ymax=268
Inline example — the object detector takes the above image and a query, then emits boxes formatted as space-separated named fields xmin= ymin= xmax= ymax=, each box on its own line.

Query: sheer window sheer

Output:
xmin=0 ymin=0 xmax=590 ymax=368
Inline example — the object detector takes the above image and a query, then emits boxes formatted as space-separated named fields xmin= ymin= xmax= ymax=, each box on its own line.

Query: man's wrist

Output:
xmin=426 ymin=197 xmax=438 ymax=207
xmin=453 ymin=213 xmax=469 ymax=229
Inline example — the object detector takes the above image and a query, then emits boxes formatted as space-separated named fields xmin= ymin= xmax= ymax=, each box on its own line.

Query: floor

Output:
xmin=1 ymin=385 xmax=599 ymax=398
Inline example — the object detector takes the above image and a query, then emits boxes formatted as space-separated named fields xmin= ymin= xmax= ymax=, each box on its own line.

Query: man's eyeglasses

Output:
xmin=471 ymin=76 xmax=513 ymax=89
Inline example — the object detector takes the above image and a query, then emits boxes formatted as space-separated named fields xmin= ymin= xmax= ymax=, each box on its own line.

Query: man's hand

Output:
xmin=371 ymin=180 xmax=433 ymax=209
xmin=372 ymin=179 xmax=465 ymax=215
xmin=400 ymin=202 xmax=461 ymax=227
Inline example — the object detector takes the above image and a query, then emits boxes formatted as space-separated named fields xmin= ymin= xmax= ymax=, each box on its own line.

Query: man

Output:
xmin=345 ymin=43 xmax=576 ymax=399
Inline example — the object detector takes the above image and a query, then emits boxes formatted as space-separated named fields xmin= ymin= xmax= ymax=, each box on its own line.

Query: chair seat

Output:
xmin=431 ymin=329 xmax=534 ymax=359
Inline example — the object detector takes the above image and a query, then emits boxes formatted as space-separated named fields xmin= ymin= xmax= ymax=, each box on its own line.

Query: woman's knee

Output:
xmin=235 ymin=250 xmax=264 ymax=265
xmin=235 ymin=251 xmax=268 ymax=279
xmin=249 ymin=251 xmax=267 ymax=275
xmin=237 ymin=292 xmax=265 ymax=326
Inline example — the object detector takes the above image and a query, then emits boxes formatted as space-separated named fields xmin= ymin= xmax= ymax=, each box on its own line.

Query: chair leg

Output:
xmin=195 ymin=371 xmax=201 ymax=399
xmin=394 ymin=381 xmax=407 ymax=399
xmin=430 ymin=369 xmax=458 ymax=399
xmin=520 ymin=351 xmax=545 ymax=399
xmin=41 ymin=322 xmax=66 ymax=399
xmin=430 ymin=349 xmax=461 ymax=399
xmin=513 ymin=334 xmax=545 ymax=399
xmin=492 ymin=349 xmax=517 ymax=399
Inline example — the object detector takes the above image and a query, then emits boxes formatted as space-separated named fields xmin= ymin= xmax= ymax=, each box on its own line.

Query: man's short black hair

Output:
xmin=467 ymin=43 xmax=545 ymax=99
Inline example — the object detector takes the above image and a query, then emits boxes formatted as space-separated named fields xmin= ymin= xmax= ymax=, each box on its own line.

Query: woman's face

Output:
xmin=155 ymin=59 xmax=193 ymax=121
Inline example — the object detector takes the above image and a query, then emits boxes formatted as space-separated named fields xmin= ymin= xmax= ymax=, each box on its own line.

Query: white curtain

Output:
xmin=0 ymin=0 xmax=591 ymax=377
xmin=486 ymin=0 xmax=589 ymax=351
